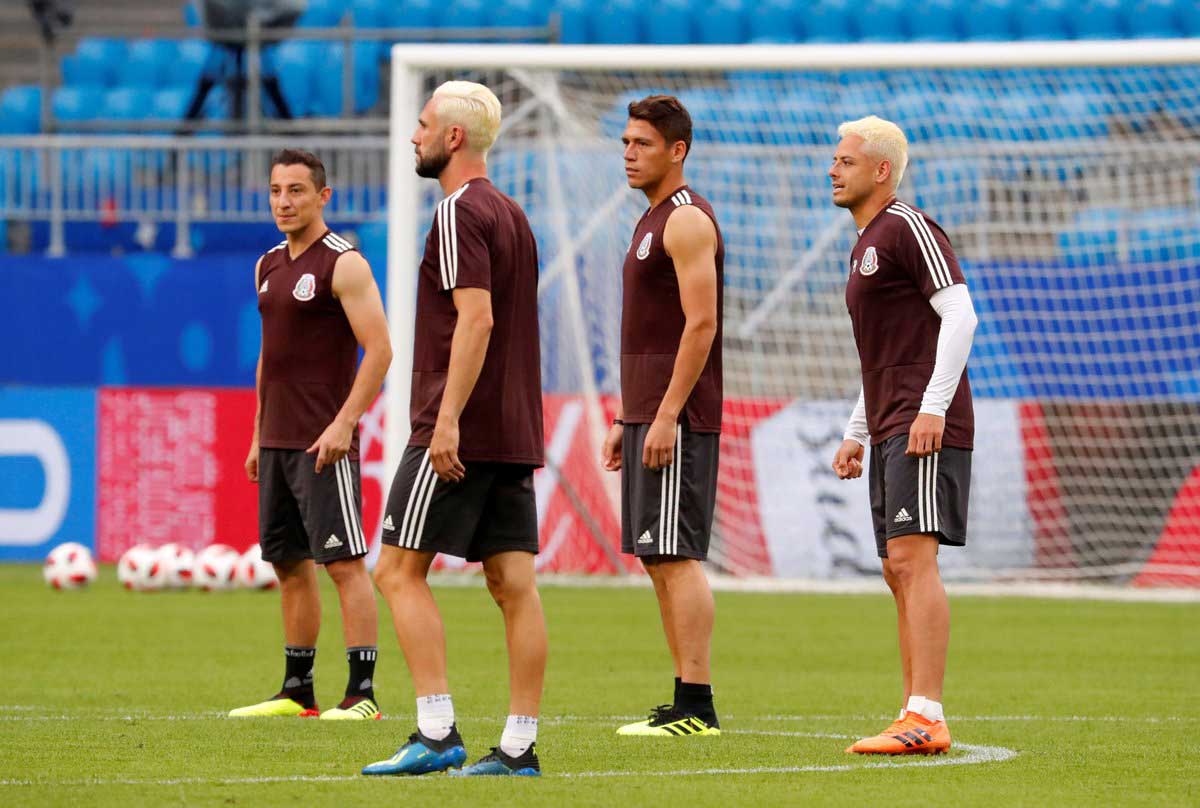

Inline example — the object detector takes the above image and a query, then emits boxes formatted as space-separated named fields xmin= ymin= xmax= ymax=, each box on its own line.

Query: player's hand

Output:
xmin=906 ymin=413 xmax=945 ymax=457
xmin=601 ymin=422 xmax=624 ymax=471
xmin=430 ymin=417 xmax=466 ymax=483
xmin=306 ymin=418 xmax=354 ymax=473
xmin=642 ymin=416 xmax=677 ymax=470
xmin=245 ymin=439 xmax=260 ymax=483
xmin=832 ymin=439 xmax=864 ymax=480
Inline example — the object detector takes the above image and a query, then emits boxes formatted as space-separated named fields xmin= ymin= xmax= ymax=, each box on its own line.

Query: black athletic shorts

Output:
xmin=380 ymin=446 xmax=539 ymax=562
xmin=258 ymin=448 xmax=368 ymax=565
xmin=868 ymin=434 xmax=971 ymax=559
xmin=620 ymin=423 xmax=719 ymax=561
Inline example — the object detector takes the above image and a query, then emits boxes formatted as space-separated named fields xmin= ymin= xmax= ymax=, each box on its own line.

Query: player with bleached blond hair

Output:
xmin=362 ymin=81 xmax=547 ymax=777
xmin=829 ymin=115 xmax=978 ymax=755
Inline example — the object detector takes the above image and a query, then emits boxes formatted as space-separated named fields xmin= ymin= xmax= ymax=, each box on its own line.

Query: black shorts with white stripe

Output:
xmin=620 ymin=422 xmax=719 ymax=561
xmin=258 ymin=448 xmax=368 ymax=565
xmin=380 ymin=446 xmax=539 ymax=562
xmin=868 ymin=433 xmax=971 ymax=559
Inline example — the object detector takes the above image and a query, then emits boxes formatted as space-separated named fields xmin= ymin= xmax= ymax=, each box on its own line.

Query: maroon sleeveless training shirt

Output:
xmin=257 ymin=229 xmax=361 ymax=457
xmin=620 ymin=184 xmax=724 ymax=433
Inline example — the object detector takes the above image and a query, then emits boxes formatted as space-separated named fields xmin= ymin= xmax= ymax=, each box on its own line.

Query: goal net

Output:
xmin=387 ymin=42 xmax=1200 ymax=585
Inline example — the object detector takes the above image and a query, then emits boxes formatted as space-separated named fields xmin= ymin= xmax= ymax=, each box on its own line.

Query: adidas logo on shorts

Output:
xmin=324 ymin=534 xmax=343 ymax=549
xmin=382 ymin=515 xmax=394 ymax=532
xmin=894 ymin=508 xmax=913 ymax=524
xmin=637 ymin=530 xmax=654 ymax=545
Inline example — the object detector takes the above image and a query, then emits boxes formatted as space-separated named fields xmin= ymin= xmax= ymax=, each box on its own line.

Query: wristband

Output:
xmin=612 ymin=418 xmax=624 ymax=426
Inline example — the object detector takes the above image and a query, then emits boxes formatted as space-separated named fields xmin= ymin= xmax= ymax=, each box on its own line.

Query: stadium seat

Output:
xmin=858 ymin=0 xmax=906 ymax=42
xmin=352 ymin=0 xmax=390 ymax=27
xmin=387 ymin=0 xmax=438 ymax=29
xmin=554 ymin=0 xmax=590 ymax=43
xmin=801 ymin=0 xmax=859 ymax=42
xmin=183 ymin=0 xmax=201 ymax=26
xmin=52 ymin=86 xmax=102 ymax=126
xmin=1125 ymin=0 xmax=1183 ymax=38
xmin=170 ymin=40 xmax=211 ymax=88
xmin=298 ymin=0 xmax=345 ymax=27
xmin=438 ymin=0 xmax=492 ymax=31
xmin=274 ymin=41 xmax=316 ymax=117
xmin=492 ymin=0 xmax=547 ymax=30
xmin=643 ymin=0 xmax=694 ymax=45
xmin=1180 ymin=0 xmax=1200 ymax=36
xmin=103 ymin=87 xmax=153 ymax=121
xmin=961 ymin=0 xmax=1017 ymax=39
xmin=906 ymin=0 xmax=962 ymax=41
xmin=591 ymin=0 xmax=643 ymax=43
xmin=1072 ymin=0 xmax=1127 ymax=39
xmin=72 ymin=38 xmax=127 ymax=88
xmin=747 ymin=0 xmax=801 ymax=43
xmin=0 ymin=85 xmax=41 ymax=134
xmin=152 ymin=86 xmax=191 ymax=120
xmin=120 ymin=40 xmax=177 ymax=90
xmin=696 ymin=0 xmax=748 ymax=44
xmin=1015 ymin=0 xmax=1072 ymax=39
xmin=313 ymin=43 xmax=382 ymax=116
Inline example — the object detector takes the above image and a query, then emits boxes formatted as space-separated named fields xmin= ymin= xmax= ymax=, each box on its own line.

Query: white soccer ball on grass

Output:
xmin=193 ymin=544 xmax=240 ymax=591
xmin=235 ymin=545 xmax=278 ymax=590
xmin=43 ymin=542 xmax=98 ymax=590
xmin=117 ymin=544 xmax=167 ymax=591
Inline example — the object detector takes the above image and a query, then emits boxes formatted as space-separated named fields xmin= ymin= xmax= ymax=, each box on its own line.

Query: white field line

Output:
xmin=0 ymin=732 xmax=1016 ymax=787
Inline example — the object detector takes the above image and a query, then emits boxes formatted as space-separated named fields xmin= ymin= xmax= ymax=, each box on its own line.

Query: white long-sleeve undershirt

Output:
xmin=843 ymin=283 xmax=978 ymax=445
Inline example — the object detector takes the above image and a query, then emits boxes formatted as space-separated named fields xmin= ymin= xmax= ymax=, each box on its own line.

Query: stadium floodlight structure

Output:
xmin=387 ymin=41 xmax=1200 ymax=585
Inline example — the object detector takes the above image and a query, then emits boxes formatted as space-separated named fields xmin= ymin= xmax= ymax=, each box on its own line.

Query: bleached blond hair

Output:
xmin=432 ymin=81 xmax=503 ymax=156
xmin=837 ymin=115 xmax=909 ymax=188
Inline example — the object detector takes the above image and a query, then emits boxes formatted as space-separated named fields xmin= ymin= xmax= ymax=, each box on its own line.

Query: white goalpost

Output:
xmin=387 ymin=41 xmax=1200 ymax=585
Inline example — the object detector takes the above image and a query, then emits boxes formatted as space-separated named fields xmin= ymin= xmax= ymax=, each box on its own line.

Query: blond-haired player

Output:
xmin=362 ymin=81 xmax=547 ymax=777
xmin=829 ymin=116 xmax=978 ymax=754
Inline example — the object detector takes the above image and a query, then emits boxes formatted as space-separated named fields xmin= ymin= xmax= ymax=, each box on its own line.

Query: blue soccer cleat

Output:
xmin=361 ymin=725 xmax=467 ymax=776
xmin=448 ymin=743 xmax=541 ymax=777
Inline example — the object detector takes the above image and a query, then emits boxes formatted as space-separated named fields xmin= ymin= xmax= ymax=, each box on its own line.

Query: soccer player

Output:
xmin=602 ymin=95 xmax=724 ymax=737
xmin=361 ymin=82 xmax=546 ymax=778
xmin=231 ymin=149 xmax=392 ymax=720
xmin=829 ymin=116 xmax=978 ymax=754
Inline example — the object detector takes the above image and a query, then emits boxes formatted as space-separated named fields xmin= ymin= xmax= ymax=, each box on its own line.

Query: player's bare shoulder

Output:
xmin=663 ymin=203 xmax=717 ymax=258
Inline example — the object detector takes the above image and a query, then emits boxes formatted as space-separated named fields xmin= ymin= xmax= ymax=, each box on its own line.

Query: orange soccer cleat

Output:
xmin=845 ymin=711 xmax=952 ymax=755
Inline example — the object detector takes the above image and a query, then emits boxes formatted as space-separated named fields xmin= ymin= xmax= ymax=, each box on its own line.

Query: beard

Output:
xmin=415 ymin=146 xmax=451 ymax=179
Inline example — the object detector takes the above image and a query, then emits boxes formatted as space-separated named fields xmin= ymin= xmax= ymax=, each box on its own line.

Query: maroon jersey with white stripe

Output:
xmin=846 ymin=198 xmax=974 ymax=450
xmin=409 ymin=178 xmax=544 ymax=466
xmin=621 ymin=185 xmax=724 ymax=432
xmin=257 ymin=229 xmax=361 ymax=457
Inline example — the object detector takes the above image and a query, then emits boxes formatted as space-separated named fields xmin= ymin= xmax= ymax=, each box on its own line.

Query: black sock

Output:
xmin=677 ymin=681 xmax=717 ymax=726
xmin=281 ymin=646 xmax=316 ymax=708
xmin=343 ymin=646 xmax=377 ymax=705
xmin=673 ymin=676 xmax=682 ymax=706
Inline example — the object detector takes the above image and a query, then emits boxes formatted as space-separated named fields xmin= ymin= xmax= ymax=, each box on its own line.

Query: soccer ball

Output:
xmin=157 ymin=542 xmax=195 ymax=589
xmin=194 ymin=544 xmax=240 ymax=591
xmin=43 ymin=542 xmax=97 ymax=590
xmin=235 ymin=545 xmax=278 ymax=590
xmin=117 ymin=544 xmax=168 ymax=591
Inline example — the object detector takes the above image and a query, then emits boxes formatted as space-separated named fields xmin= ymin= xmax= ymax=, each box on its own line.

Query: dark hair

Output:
xmin=270 ymin=148 xmax=326 ymax=190
xmin=627 ymin=95 xmax=693 ymax=159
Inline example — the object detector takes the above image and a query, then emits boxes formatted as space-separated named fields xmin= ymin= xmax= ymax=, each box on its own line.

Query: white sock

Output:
xmin=416 ymin=694 xmax=455 ymax=741
xmin=897 ymin=708 xmax=906 ymax=721
xmin=906 ymin=695 xmax=944 ymax=722
xmin=499 ymin=715 xmax=538 ymax=757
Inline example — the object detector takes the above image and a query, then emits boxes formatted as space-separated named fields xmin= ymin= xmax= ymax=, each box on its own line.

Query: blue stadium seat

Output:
xmin=696 ymin=0 xmax=748 ymax=44
xmin=961 ymin=0 xmax=1017 ymax=40
xmin=52 ymin=86 xmax=102 ymax=126
xmin=168 ymin=40 xmax=210 ymax=88
xmin=1072 ymin=0 xmax=1127 ymax=39
xmin=747 ymin=0 xmax=801 ymax=43
xmin=1125 ymin=0 xmax=1183 ymax=38
xmin=298 ymin=0 xmax=345 ymax=27
xmin=591 ymin=0 xmax=643 ymax=43
xmin=387 ymin=0 xmax=437 ymax=28
xmin=152 ymin=86 xmax=191 ymax=119
xmin=103 ymin=87 xmax=153 ymax=121
xmin=0 ymin=85 xmax=41 ymax=134
xmin=799 ymin=0 xmax=859 ymax=42
xmin=352 ymin=0 xmax=390 ymax=27
xmin=1015 ymin=0 xmax=1071 ymax=39
xmin=643 ymin=0 xmax=694 ymax=45
xmin=313 ymin=43 xmax=382 ymax=116
xmin=438 ymin=0 xmax=491 ymax=31
xmin=858 ymin=0 xmax=906 ymax=41
xmin=906 ymin=0 xmax=961 ymax=41
xmin=1181 ymin=0 xmax=1200 ymax=36
xmin=120 ymin=40 xmax=176 ymax=89
xmin=183 ymin=0 xmax=201 ymax=26
xmin=73 ymin=38 xmax=127 ymax=87
xmin=274 ymin=41 xmax=316 ymax=117
xmin=554 ymin=0 xmax=590 ymax=43
xmin=492 ymin=0 xmax=547 ymax=29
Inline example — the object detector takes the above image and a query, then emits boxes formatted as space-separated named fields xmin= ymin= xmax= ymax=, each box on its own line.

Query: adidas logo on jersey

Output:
xmin=382 ymin=515 xmax=395 ymax=532
xmin=259 ymin=279 xmax=268 ymax=293
xmin=324 ymin=534 xmax=343 ymax=549
xmin=894 ymin=508 xmax=913 ymax=524
xmin=637 ymin=530 xmax=654 ymax=545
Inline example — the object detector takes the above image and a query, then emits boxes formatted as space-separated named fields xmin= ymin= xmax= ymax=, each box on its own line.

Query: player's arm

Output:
xmin=642 ymin=205 xmax=719 ymax=470
xmin=430 ymin=287 xmax=493 ymax=482
xmin=833 ymin=387 xmax=868 ymax=480
xmin=305 ymin=251 xmax=393 ymax=473
xmin=246 ymin=257 xmax=264 ymax=483
xmin=601 ymin=399 xmax=624 ymax=471
xmin=908 ymin=284 xmax=978 ymax=457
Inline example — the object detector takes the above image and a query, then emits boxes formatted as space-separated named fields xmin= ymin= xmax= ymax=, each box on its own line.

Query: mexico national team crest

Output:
xmin=636 ymin=232 xmax=653 ymax=260
xmin=859 ymin=245 xmax=879 ymax=276
xmin=292 ymin=273 xmax=316 ymax=301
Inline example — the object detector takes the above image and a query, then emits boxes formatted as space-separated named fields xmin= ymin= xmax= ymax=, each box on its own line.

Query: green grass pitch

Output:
xmin=1 ymin=564 xmax=1197 ymax=807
